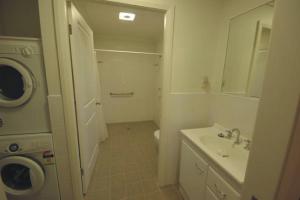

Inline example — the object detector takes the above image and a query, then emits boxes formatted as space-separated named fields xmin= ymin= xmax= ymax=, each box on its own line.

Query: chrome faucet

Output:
xmin=244 ymin=139 xmax=251 ymax=150
xmin=231 ymin=128 xmax=242 ymax=144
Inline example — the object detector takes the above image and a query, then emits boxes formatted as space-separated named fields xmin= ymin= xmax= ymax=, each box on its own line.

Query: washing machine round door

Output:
xmin=0 ymin=58 xmax=34 ymax=107
xmin=0 ymin=156 xmax=45 ymax=196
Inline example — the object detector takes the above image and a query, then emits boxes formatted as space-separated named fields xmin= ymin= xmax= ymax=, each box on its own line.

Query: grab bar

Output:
xmin=110 ymin=92 xmax=134 ymax=97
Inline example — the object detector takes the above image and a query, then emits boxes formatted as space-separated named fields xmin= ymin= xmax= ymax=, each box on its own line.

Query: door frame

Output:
xmin=52 ymin=0 xmax=175 ymax=199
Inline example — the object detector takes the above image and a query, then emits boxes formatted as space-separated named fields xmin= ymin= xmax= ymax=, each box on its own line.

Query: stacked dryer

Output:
xmin=0 ymin=37 xmax=50 ymax=134
xmin=0 ymin=37 xmax=60 ymax=200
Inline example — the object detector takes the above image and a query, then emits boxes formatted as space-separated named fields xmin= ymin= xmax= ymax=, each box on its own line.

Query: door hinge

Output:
xmin=80 ymin=168 xmax=84 ymax=176
xmin=68 ymin=24 xmax=73 ymax=35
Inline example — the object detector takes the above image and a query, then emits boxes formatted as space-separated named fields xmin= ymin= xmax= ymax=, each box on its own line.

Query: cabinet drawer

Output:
xmin=207 ymin=167 xmax=240 ymax=200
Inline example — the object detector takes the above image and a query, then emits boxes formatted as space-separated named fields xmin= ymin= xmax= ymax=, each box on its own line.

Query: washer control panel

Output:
xmin=0 ymin=134 xmax=53 ymax=154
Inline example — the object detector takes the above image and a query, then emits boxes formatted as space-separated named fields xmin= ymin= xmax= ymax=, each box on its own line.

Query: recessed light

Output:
xmin=119 ymin=12 xmax=135 ymax=21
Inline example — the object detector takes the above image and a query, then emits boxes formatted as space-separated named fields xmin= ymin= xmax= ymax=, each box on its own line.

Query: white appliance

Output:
xmin=0 ymin=133 xmax=60 ymax=200
xmin=0 ymin=37 xmax=50 ymax=136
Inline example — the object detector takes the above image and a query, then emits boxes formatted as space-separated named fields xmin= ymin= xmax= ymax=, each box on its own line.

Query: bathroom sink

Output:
xmin=199 ymin=134 xmax=233 ymax=157
xmin=181 ymin=125 xmax=250 ymax=185
xmin=198 ymin=134 xmax=248 ymax=159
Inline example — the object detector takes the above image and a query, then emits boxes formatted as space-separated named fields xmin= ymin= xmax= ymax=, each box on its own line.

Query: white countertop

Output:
xmin=181 ymin=125 xmax=250 ymax=185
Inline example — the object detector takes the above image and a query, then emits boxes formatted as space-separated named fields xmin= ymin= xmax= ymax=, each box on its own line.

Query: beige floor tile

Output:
xmin=141 ymin=167 xmax=157 ymax=180
xmin=111 ymin=184 xmax=126 ymax=200
xmin=124 ymin=171 xmax=142 ymax=183
xmin=142 ymin=178 xmax=159 ymax=194
xmin=144 ymin=191 xmax=164 ymax=200
xmin=111 ymin=174 xmax=125 ymax=188
xmin=85 ymin=188 xmax=110 ymax=200
xmin=90 ymin=175 xmax=110 ymax=191
xmin=95 ymin=165 xmax=110 ymax=178
xmin=126 ymin=194 xmax=145 ymax=200
xmin=161 ymin=186 xmax=183 ymax=200
xmin=85 ymin=122 xmax=181 ymax=200
xmin=126 ymin=181 xmax=144 ymax=197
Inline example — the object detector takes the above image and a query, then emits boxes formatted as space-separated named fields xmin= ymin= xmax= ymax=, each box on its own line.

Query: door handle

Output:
xmin=96 ymin=102 xmax=101 ymax=106
xmin=214 ymin=184 xmax=227 ymax=200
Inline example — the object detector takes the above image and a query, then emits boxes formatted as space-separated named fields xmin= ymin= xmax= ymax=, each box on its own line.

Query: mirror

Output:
xmin=222 ymin=2 xmax=274 ymax=97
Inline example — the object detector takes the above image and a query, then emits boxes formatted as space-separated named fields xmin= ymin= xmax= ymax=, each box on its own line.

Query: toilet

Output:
xmin=154 ymin=129 xmax=160 ymax=151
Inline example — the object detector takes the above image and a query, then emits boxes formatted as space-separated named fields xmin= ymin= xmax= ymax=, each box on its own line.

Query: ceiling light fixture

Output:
xmin=119 ymin=12 xmax=135 ymax=21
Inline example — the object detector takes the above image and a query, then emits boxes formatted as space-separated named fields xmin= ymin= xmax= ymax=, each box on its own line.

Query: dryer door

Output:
xmin=0 ymin=156 xmax=45 ymax=196
xmin=0 ymin=58 xmax=34 ymax=107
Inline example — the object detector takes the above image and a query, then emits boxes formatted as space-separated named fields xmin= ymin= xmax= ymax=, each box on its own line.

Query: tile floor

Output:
xmin=85 ymin=121 xmax=183 ymax=200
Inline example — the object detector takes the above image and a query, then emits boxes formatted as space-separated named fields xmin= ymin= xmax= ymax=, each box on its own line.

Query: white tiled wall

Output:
xmin=95 ymin=36 xmax=161 ymax=124
xmin=209 ymin=94 xmax=260 ymax=139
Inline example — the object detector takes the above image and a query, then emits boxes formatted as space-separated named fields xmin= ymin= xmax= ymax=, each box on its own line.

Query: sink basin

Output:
xmin=199 ymin=134 xmax=234 ymax=157
xmin=199 ymin=134 xmax=248 ymax=160
xmin=181 ymin=125 xmax=250 ymax=185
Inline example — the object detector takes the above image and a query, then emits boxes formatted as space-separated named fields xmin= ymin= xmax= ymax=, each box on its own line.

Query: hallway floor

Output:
xmin=85 ymin=121 xmax=183 ymax=200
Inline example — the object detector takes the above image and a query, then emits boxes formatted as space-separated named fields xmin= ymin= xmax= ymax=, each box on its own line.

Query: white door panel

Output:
xmin=98 ymin=104 xmax=108 ymax=142
xmin=68 ymin=3 xmax=99 ymax=194
xmin=93 ymin=51 xmax=108 ymax=142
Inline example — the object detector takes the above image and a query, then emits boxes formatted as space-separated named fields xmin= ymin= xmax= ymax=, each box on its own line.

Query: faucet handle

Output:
xmin=244 ymin=139 xmax=251 ymax=150
xmin=224 ymin=130 xmax=233 ymax=138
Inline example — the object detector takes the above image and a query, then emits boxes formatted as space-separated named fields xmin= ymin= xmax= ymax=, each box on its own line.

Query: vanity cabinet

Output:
xmin=179 ymin=141 xmax=208 ymax=200
xmin=179 ymin=141 xmax=241 ymax=200
xmin=207 ymin=168 xmax=240 ymax=200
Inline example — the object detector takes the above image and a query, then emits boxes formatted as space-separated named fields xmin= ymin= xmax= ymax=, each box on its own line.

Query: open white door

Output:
xmin=68 ymin=3 xmax=99 ymax=194
xmin=93 ymin=51 xmax=108 ymax=142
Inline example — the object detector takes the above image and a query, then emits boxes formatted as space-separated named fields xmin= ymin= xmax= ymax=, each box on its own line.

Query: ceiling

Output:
xmin=74 ymin=1 xmax=165 ymax=41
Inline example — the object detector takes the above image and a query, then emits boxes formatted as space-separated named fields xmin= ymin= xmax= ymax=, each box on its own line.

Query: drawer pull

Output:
xmin=214 ymin=184 xmax=227 ymax=200
xmin=194 ymin=163 xmax=205 ymax=175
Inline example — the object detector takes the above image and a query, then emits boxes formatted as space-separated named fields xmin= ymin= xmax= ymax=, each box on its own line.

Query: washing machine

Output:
xmin=0 ymin=36 xmax=51 ymax=136
xmin=0 ymin=133 xmax=60 ymax=200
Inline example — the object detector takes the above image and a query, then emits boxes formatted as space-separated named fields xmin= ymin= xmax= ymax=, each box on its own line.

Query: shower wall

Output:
xmin=95 ymin=36 xmax=161 ymax=125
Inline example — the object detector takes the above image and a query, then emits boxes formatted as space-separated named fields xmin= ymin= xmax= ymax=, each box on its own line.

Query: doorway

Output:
xmin=70 ymin=1 xmax=180 ymax=199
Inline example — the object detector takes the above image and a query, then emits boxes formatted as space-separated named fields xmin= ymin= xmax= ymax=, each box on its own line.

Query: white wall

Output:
xmin=95 ymin=36 xmax=160 ymax=124
xmin=0 ymin=0 xmax=40 ymax=37
xmin=242 ymin=0 xmax=300 ymax=198
xmin=209 ymin=94 xmax=259 ymax=139
xmin=170 ymin=0 xmax=223 ymax=93
xmin=209 ymin=0 xmax=273 ymax=139
xmin=95 ymin=35 xmax=157 ymax=52
xmin=157 ymin=0 xmax=224 ymax=185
